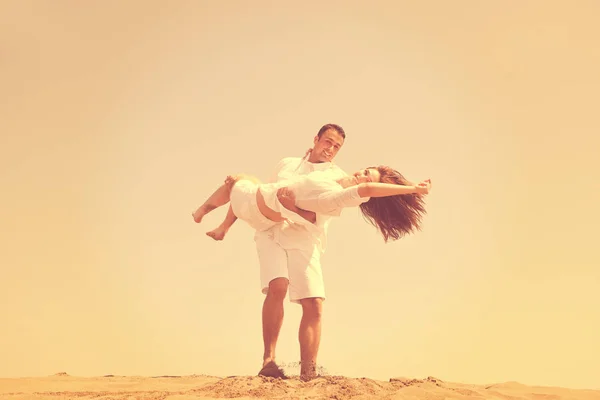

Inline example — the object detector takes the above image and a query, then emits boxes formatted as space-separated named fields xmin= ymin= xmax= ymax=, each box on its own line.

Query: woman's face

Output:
xmin=340 ymin=168 xmax=381 ymax=187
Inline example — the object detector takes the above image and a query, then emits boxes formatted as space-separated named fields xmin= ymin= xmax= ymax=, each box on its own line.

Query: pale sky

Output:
xmin=1 ymin=0 xmax=599 ymax=390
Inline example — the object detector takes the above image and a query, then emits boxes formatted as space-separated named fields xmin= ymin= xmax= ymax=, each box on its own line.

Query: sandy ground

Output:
xmin=1 ymin=372 xmax=599 ymax=400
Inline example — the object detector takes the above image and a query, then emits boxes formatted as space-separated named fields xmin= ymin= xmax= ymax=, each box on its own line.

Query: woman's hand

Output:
xmin=415 ymin=179 xmax=431 ymax=195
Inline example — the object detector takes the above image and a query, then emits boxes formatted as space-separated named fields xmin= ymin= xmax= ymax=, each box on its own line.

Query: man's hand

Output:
xmin=415 ymin=179 xmax=432 ymax=195
xmin=277 ymin=187 xmax=297 ymax=210
xmin=277 ymin=187 xmax=317 ymax=224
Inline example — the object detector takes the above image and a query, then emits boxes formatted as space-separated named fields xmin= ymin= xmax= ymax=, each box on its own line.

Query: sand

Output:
xmin=1 ymin=373 xmax=599 ymax=400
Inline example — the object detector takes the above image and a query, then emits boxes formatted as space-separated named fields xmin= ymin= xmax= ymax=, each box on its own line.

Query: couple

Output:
xmin=192 ymin=124 xmax=431 ymax=381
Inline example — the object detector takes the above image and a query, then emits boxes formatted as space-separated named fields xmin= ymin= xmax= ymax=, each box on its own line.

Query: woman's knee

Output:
xmin=225 ymin=175 xmax=240 ymax=187
xmin=234 ymin=174 xmax=261 ymax=184
xmin=225 ymin=174 xmax=250 ymax=191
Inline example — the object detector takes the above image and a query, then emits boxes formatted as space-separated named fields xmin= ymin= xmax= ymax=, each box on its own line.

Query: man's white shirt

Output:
xmin=258 ymin=157 xmax=368 ymax=253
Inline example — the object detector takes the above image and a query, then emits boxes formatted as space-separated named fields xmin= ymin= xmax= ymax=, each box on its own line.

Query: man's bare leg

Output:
xmin=258 ymin=278 xmax=288 ymax=377
xmin=206 ymin=205 xmax=237 ymax=241
xmin=298 ymin=297 xmax=323 ymax=381
xmin=192 ymin=176 xmax=237 ymax=223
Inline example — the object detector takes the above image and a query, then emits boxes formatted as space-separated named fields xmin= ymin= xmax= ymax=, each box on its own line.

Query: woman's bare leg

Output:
xmin=192 ymin=176 xmax=237 ymax=223
xmin=200 ymin=174 xmax=264 ymax=240
xmin=206 ymin=205 xmax=237 ymax=241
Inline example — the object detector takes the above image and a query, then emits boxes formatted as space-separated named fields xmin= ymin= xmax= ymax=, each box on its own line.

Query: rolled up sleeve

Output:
xmin=317 ymin=186 xmax=369 ymax=215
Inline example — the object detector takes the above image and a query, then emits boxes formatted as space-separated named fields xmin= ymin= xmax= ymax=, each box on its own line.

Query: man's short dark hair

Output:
xmin=317 ymin=123 xmax=346 ymax=139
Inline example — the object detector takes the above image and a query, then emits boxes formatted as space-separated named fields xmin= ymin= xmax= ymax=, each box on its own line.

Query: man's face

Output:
xmin=310 ymin=129 xmax=344 ymax=163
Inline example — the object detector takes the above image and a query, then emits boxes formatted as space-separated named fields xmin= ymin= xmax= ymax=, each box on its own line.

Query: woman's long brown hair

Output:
xmin=359 ymin=166 xmax=427 ymax=242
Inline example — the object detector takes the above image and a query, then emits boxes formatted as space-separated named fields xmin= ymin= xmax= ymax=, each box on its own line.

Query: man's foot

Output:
xmin=192 ymin=206 xmax=206 ymax=223
xmin=206 ymin=226 xmax=228 ymax=241
xmin=300 ymin=361 xmax=318 ymax=382
xmin=300 ymin=372 xmax=318 ymax=382
xmin=258 ymin=361 xmax=287 ymax=379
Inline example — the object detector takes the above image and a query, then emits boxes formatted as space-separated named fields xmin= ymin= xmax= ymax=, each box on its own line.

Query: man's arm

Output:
xmin=287 ymin=206 xmax=317 ymax=224
xmin=276 ymin=187 xmax=317 ymax=224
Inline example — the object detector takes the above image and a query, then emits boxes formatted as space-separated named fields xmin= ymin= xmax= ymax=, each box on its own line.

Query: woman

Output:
xmin=192 ymin=165 xmax=431 ymax=243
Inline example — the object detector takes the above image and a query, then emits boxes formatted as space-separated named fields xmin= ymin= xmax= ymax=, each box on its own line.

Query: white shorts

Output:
xmin=230 ymin=180 xmax=278 ymax=232
xmin=254 ymin=229 xmax=325 ymax=304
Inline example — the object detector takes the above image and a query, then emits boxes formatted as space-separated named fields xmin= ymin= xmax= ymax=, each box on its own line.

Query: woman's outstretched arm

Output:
xmin=357 ymin=179 xmax=431 ymax=198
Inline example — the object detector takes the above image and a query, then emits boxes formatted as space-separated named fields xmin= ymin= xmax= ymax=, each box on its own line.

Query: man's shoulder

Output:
xmin=274 ymin=156 xmax=303 ymax=171
xmin=277 ymin=156 xmax=302 ymax=164
xmin=269 ymin=156 xmax=303 ymax=182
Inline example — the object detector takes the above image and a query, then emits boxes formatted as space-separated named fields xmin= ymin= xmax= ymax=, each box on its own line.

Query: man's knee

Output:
xmin=300 ymin=297 xmax=323 ymax=320
xmin=266 ymin=278 xmax=289 ymax=300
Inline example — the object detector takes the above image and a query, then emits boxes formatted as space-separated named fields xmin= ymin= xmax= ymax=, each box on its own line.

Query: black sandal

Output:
xmin=258 ymin=361 xmax=288 ymax=379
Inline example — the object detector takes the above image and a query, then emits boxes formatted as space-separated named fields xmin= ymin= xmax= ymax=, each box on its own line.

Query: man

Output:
xmin=256 ymin=123 xmax=348 ymax=381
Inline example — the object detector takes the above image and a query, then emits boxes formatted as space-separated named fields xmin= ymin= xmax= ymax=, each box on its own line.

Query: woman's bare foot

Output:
xmin=206 ymin=225 xmax=228 ymax=241
xmin=192 ymin=206 xmax=206 ymax=223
